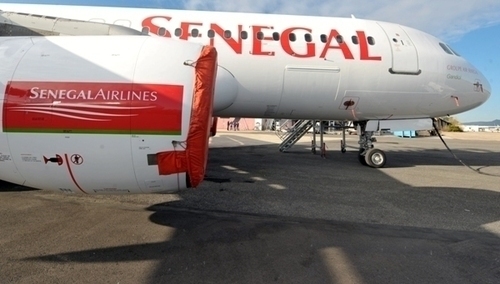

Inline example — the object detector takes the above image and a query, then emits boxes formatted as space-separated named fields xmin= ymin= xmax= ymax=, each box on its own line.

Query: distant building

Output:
xmin=216 ymin=118 xmax=258 ymax=131
xmin=460 ymin=119 xmax=500 ymax=132
xmin=460 ymin=125 xmax=500 ymax=132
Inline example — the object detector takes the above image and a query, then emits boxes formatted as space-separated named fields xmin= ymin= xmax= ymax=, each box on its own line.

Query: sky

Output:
xmin=3 ymin=0 xmax=500 ymax=123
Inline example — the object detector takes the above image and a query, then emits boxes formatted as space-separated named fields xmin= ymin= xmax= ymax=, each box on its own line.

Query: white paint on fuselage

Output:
xmin=0 ymin=3 xmax=491 ymax=121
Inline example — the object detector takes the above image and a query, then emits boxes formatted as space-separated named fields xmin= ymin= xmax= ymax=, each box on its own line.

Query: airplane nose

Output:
xmin=475 ymin=72 xmax=492 ymax=106
xmin=465 ymin=61 xmax=491 ymax=107
xmin=482 ymin=76 xmax=492 ymax=101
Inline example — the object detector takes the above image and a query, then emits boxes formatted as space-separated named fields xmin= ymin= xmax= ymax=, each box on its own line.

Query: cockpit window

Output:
xmin=439 ymin=43 xmax=453 ymax=55
xmin=447 ymin=45 xmax=461 ymax=57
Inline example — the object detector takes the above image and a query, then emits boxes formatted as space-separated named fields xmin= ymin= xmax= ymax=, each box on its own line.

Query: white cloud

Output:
xmin=180 ymin=0 xmax=500 ymax=41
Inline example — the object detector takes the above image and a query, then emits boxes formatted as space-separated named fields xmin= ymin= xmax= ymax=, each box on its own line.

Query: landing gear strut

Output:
xmin=340 ymin=121 xmax=347 ymax=153
xmin=356 ymin=121 xmax=386 ymax=168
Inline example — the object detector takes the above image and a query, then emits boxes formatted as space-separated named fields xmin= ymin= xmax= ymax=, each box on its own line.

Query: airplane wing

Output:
xmin=0 ymin=10 xmax=142 ymax=36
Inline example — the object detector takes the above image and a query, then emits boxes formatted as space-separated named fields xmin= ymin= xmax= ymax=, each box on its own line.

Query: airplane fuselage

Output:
xmin=0 ymin=4 xmax=491 ymax=121
xmin=0 ymin=4 xmax=492 ymax=193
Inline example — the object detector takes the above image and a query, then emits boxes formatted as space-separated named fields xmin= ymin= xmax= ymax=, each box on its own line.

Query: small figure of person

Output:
xmin=232 ymin=117 xmax=241 ymax=131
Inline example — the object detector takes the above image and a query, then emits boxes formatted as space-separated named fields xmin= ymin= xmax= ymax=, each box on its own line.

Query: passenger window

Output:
xmin=208 ymin=30 xmax=215 ymax=38
xmin=256 ymin=32 xmax=264 ymax=40
xmin=320 ymin=34 xmax=327 ymax=43
xmin=141 ymin=26 xmax=150 ymax=35
xmin=174 ymin=28 xmax=182 ymax=37
xmin=289 ymin=33 xmax=296 ymax=42
xmin=367 ymin=36 xmax=375 ymax=45
xmin=241 ymin=31 xmax=248 ymax=39
xmin=336 ymin=35 xmax=344 ymax=44
xmin=439 ymin=43 xmax=453 ymax=55
xmin=158 ymin=27 xmax=167 ymax=36
xmin=224 ymin=30 xmax=232 ymax=38
xmin=273 ymin=32 xmax=280 ymax=41
xmin=305 ymin=34 xmax=312 ymax=42
xmin=191 ymin=29 xmax=199 ymax=37
xmin=351 ymin=36 xmax=359 ymax=45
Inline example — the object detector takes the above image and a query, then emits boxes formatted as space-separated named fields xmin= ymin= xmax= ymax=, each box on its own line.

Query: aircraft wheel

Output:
xmin=341 ymin=148 xmax=346 ymax=154
xmin=364 ymin=148 xmax=386 ymax=168
xmin=358 ymin=149 xmax=368 ymax=166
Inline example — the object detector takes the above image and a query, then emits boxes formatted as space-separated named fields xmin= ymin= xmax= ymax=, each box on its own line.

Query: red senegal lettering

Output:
xmin=210 ymin=24 xmax=243 ymax=54
xmin=357 ymin=31 xmax=381 ymax=61
xmin=281 ymin=27 xmax=315 ymax=58
xmin=142 ymin=16 xmax=172 ymax=37
xmin=252 ymin=26 xmax=275 ymax=56
xmin=140 ymin=16 xmax=383 ymax=62
xmin=320 ymin=29 xmax=354 ymax=60
xmin=179 ymin=22 xmax=203 ymax=40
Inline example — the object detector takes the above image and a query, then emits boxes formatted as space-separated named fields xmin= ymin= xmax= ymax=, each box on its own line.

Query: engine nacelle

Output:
xmin=0 ymin=36 xmax=217 ymax=194
xmin=213 ymin=66 xmax=238 ymax=112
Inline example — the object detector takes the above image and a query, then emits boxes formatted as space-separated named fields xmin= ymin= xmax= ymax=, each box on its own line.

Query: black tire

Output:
xmin=364 ymin=148 xmax=386 ymax=168
xmin=358 ymin=149 xmax=368 ymax=166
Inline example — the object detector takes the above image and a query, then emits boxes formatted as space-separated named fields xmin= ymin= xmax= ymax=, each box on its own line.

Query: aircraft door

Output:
xmin=377 ymin=22 xmax=420 ymax=75
xmin=278 ymin=66 xmax=341 ymax=118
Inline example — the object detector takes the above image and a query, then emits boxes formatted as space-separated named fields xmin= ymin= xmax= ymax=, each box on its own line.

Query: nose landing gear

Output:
xmin=364 ymin=148 xmax=386 ymax=168
xmin=356 ymin=121 xmax=387 ymax=168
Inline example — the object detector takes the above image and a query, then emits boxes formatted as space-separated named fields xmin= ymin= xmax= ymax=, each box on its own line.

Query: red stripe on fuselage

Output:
xmin=3 ymin=81 xmax=184 ymax=135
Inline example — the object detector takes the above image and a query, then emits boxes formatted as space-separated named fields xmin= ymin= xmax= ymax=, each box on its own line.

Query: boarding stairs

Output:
xmin=277 ymin=120 xmax=314 ymax=152
xmin=274 ymin=119 xmax=292 ymax=139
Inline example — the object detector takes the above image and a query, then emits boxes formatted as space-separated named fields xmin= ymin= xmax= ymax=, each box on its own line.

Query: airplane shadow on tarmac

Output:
xmin=23 ymin=138 xmax=500 ymax=283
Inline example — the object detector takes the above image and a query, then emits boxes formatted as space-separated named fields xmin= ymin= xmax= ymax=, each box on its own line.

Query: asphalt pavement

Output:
xmin=1 ymin=131 xmax=499 ymax=284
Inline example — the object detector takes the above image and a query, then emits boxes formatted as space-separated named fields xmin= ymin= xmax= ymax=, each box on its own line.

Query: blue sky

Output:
xmin=3 ymin=0 xmax=500 ymax=122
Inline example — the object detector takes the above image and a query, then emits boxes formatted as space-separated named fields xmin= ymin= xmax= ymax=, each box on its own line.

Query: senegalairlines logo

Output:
xmin=3 ymin=81 xmax=184 ymax=135
xmin=29 ymin=87 xmax=159 ymax=102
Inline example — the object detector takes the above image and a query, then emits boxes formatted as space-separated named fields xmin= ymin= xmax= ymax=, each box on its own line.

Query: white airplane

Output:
xmin=0 ymin=3 xmax=491 ymax=194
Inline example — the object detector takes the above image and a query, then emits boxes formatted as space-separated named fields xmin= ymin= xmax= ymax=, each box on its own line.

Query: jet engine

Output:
xmin=0 ymin=36 xmax=217 ymax=194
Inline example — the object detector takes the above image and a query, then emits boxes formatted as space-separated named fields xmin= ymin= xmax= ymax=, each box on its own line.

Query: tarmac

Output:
xmin=1 ymin=131 xmax=500 ymax=284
